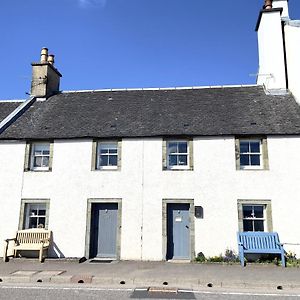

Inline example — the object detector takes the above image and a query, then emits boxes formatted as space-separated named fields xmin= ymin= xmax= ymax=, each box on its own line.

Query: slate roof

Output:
xmin=1 ymin=85 xmax=300 ymax=139
xmin=0 ymin=101 xmax=23 ymax=123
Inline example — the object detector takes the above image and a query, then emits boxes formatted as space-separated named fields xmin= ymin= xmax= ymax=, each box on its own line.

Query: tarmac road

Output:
xmin=0 ymin=285 xmax=300 ymax=300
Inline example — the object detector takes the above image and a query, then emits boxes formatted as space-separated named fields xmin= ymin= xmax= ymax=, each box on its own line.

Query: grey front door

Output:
xmin=167 ymin=203 xmax=190 ymax=260
xmin=90 ymin=203 xmax=118 ymax=258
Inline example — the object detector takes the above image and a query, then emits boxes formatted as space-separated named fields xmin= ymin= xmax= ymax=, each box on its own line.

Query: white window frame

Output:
xmin=19 ymin=199 xmax=50 ymax=230
xmin=167 ymin=140 xmax=189 ymax=170
xmin=239 ymin=139 xmax=263 ymax=170
xmin=96 ymin=141 xmax=118 ymax=170
xmin=242 ymin=204 xmax=266 ymax=232
xmin=30 ymin=142 xmax=50 ymax=171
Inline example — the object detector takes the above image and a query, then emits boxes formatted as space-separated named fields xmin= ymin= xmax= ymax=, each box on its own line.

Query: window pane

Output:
xmin=43 ymin=150 xmax=50 ymax=155
xmin=39 ymin=210 xmax=46 ymax=216
xmin=250 ymin=155 xmax=260 ymax=166
xmin=30 ymin=209 xmax=38 ymax=216
xmin=240 ymin=142 xmax=249 ymax=153
xmin=109 ymin=155 xmax=118 ymax=166
xmin=34 ymin=150 xmax=43 ymax=155
xmin=109 ymin=149 xmax=117 ymax=154
xmin=100 ymin=149 xmax=109 ymax=154
xmin=34 ymin=157 xmax=42 ymax=167
xmin=243 ymin=206 xmax=253 ymax=218
xmin=100 ymin=155 xmax=108 ymax=166
xmin=37 ymin=217 xmax=46 ymax=228
xmin=243 ymin=220 xmax=253 ymax=231
xmin=253 ymin=206 xmax=264 ymax=218
xmin=254 ymin=220 xmax=264 ymax=231
xmin=42 ymin=156 xmax=49 ymax=167
xmin=250 ymin=142 xmax=260 ymax=153
xmin=169 ymin=155 xmax=177 ymax=166
xmin=168 ymin=143 xmax=177 ymax=154
xmin=178 ymin=142 xmax=187 ymax=153
xmin=34 ymin=144 xmax=49 ymax=151
xmin=178 ymin=155 xmax=187 ymax=165
xmin=240 ymin=155 xmax=249 ymax=166
xmin=29 ymin=218 xmax=38 ymax=229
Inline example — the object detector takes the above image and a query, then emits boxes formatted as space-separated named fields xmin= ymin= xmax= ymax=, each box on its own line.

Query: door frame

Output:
xmin=162 ymin=199 xmax=195 ymax=261
xmin=85 ymin=198 xmax=122 ymax=259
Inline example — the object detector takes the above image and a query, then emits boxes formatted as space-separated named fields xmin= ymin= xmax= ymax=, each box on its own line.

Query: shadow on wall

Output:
xmin=49 ymin=234 xmax=65 ymax=258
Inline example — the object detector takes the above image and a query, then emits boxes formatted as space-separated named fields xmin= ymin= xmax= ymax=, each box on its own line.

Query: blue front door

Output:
xmin=167 ymin=203 xmax=190 ymax=260
xmin=90 ymin=203 xmax=118 ymax=258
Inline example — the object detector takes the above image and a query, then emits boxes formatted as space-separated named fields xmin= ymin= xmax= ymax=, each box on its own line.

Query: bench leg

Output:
xmin=281 ymin=249 xmax=286 ymax=267
xmin=39 ymin=248 xmax=43 ymax=263
xmin=3 ymin=243 xmax=9 ymax=262
xmin=238 ymin=246 xmax=245 ymax=267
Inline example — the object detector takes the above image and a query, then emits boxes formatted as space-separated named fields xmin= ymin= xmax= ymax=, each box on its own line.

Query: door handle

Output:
xmin=185 ymin=225 xmax=189 ymax=229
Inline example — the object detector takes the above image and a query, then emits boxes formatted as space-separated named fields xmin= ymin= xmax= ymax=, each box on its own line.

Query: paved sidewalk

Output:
xmin=0 ymin=259 xmax=299 ymax=291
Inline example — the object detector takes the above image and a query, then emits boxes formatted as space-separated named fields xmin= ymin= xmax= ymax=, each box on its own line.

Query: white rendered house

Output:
xmin=0 ymin=0 xmax=300 ymax=261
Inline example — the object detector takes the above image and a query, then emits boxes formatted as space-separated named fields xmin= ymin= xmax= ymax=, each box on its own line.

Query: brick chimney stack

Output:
xmin=30 ymin=48 xmax=62 ymax=98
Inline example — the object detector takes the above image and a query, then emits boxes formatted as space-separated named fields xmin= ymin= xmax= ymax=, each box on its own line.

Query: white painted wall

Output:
xmin=0 ymin=141 xmax=25 ymax=257
xmin=257 ymin=10 xmax=287 ymax=90
xmin=1 ymin=136 xmax=300 ymax=260
xmin=285 ymin=23 xmax=300 ymax=104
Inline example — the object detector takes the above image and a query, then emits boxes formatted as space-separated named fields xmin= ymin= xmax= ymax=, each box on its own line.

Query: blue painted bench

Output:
xmin=237 ymin=232 xmax=286 ymax=267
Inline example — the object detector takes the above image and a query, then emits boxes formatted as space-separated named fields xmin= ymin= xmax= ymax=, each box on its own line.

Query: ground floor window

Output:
xmin=237 ymin=200 xmax=272 ymax=232
xmin=19 ymin=199 xmax=50 ymax=230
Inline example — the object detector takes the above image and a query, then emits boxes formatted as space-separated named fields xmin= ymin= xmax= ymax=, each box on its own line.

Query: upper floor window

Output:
xmin=97 ymin=142 xmax=118 ymax=169
xmin=31 ymin=143 xmax=50 ymax=170
xmin=92 ymin=140 xmax=121 ymax=171
xmin=235 ymin=137 xmax=269 ymax=170
xmin=163 ymin=139 xmax=193 ymax=170
xmin=240 ymin=140 xmax=261 ymax=169
xmin=24 ymin=141 xmax=53 ymax=172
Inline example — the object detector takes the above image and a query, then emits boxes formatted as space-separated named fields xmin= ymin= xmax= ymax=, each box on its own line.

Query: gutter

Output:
xmin=0 ymin=96 xmax=35 ymax=134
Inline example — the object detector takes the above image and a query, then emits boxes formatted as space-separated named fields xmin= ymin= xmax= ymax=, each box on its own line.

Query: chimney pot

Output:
xmin=264 ymin=0 xmax=273 ymax=10
xmin=47 ymin=54 xmax=55 ymax=65
xmin=40 ymin=47 xmax=48 ymax=63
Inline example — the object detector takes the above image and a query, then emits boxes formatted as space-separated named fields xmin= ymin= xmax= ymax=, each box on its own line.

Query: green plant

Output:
xmin=195 ymin=249 xmax=240 ymax=264
xmin=207 ymin=255 xmax=223 ymax=263
xmin=223 ymin=249 xmax=239 ymax=263
xmin=286 ymin=251 xmax=300 ymax=267
xmin=195 ymin=252 xmax=206 ymax=262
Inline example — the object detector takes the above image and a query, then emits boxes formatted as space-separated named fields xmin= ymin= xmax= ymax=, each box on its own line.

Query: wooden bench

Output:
xmin=3 ymin=229 xmax=51 ymax=263
xmin=237 ymin=232 xmax=286 ymax=267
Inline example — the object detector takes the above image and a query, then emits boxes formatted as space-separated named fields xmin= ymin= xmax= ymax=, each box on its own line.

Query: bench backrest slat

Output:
xmin=238 ymin=232 xmax=281 ymax=251
xmin=16 ymin=229 xmax=51 ymax=245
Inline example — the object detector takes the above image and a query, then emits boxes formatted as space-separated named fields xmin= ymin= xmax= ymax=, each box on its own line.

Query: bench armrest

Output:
xmin=4 ymin=238 xmax=16 ymax=244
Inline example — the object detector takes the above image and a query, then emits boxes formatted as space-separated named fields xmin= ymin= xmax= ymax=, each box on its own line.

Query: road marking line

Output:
xmin=0 ymin=286 xmax=133 ymax=292
xmin=189 ymin=290 xmax=300 ymax=297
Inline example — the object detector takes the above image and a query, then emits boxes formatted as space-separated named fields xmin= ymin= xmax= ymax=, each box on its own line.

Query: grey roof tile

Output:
xmin=1 ymin=86 xmax=300 ymax=139
xmin=0 ymin=102 xmax=22 ymax=123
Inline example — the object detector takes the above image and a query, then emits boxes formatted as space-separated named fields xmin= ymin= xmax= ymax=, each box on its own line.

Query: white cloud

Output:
xmin=78 ymin=0 xmax=107 ymax=8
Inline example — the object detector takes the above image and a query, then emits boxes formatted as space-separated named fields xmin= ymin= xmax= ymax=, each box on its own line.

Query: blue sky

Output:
xmin=1 ymin=0 xmax=300 ymax=99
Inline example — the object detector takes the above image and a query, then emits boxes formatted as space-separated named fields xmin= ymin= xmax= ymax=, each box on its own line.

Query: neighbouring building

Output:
xmin=0 ymin=0 xmax=300 ymax=261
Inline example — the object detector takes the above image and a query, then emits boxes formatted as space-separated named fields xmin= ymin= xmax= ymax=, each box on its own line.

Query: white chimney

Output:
xmin=272 ymin=0 xmax=289 ymax=20
xmin=256 ymin=5 xmax=287 ymax=92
